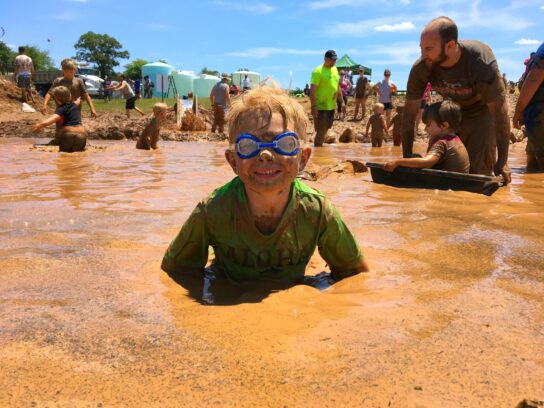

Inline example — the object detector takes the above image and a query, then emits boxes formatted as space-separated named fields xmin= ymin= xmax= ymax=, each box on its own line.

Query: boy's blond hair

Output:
xmin=226 ymin=86 xmax=309 ymax=143
xmin=153 ymin=103 xmax=168 ymax=115
xmin=51 ymin=86 xmax=72 ymax=104
xmin=374 ymin=102 xmax=385 ymax=112
xmin=61 ymin=59 xmax=78 ymax=71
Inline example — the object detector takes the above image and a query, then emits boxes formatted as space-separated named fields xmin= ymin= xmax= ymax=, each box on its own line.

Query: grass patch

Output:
xmin=81 ymin=96 xmax=211 ymax=114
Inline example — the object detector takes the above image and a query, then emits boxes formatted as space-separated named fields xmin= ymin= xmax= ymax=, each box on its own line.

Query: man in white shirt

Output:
xmin=14 ymin=46 xmax=35 ymax=104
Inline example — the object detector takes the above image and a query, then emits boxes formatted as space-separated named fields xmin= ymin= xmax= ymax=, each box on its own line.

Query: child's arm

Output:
xmin=32 ymin=114 xmax=61 ymax=133
xmin=318 ymin=201 xmax=369 ymax=281
xmin=40 ymin=93 xmax=52 ymax=115
xmin=384 ymin=154 xmax=439 ymax=172
xmin=365 ymin=119 xmax=371 ymax=137
xmin=161 ymin=203 xmax=210 ymax=276
xmin=83 ymin=92 xmax=97 ymax=118
xmin=149 ymin=123 xmax=160 ymax=149
xmin=381 ymin=116 xmax=389 ymax=136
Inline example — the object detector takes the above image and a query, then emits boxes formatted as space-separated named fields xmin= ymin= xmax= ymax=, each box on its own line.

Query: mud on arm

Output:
xmin=487 ymin=97 xmax=512 ymax=184
xmin=401 ymin=99 xmax=420 ymax=157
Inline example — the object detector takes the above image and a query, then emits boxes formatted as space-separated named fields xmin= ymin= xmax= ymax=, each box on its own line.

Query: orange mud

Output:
xmin=0 ymin=138 xmax=542 ymax=407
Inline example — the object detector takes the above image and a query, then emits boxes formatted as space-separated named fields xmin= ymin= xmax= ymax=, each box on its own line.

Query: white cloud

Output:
xmin=364 ymin=41 xmax=421 ymax=66
xmin=468 ymin=0 xmax=532 ymax=31
xmin=213 ymin=1 xmax=275 ymax=14
xmin=224 ymin=47 xmax=324 ymax=58
xmin=400 ymin=0 xmax=410 ymax=4
xmin=374 ymin=22 xmax=415 ymax=32
xmin=515 ymin=38 xmax=541 ymax=45
xmin=327 ymin=16 xmax=424 ymax=37
xmin=541 ymin=5 xmax=544 ymax=10
xmin=308 ymin=0 xmax=356 ymax=9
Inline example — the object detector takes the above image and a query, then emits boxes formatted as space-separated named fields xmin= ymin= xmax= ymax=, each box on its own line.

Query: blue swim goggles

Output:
xmin=232 ymin=132 xmax=300 ymax=159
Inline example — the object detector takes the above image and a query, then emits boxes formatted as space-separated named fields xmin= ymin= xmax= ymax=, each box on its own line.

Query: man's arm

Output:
xmin=487 ymin=96 xmax=512 ymax=184
xmin=513 ymin=65 xmax=544 ymax=128
xmin=224 ymin=86 xmax=231 ymax=108
xmin=209 ymin=86 xmax=215 ymax=106
xmin=309 ymin=84 xmax=318 ymax=122
xmin=401 ymin=99 xmax=420 ymax=156
xmin=108 ymin=81 xmax=124 ymax=91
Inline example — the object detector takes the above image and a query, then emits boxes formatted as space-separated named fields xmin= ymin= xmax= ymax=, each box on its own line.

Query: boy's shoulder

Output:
xmin=203 ymin=177 xmax=326 ymax=211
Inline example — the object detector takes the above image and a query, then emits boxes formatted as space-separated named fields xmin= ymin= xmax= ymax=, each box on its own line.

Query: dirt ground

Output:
xmin=1 ymin=78 xmax=542 ymax=408
xmin=0 ymin=77 xmax=525 ymax=145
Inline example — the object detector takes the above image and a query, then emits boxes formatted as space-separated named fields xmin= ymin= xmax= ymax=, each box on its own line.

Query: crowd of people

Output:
xmin=9 ymin=15 xmax=544 ymax=297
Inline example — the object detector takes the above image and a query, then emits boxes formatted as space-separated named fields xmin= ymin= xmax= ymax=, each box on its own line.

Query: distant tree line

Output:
xmin=0 ymin=41 xmax=54 ymax=74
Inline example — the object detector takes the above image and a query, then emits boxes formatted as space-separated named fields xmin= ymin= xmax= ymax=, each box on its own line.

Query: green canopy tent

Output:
xmin=335 ymin=54 xmax=372 ymax=76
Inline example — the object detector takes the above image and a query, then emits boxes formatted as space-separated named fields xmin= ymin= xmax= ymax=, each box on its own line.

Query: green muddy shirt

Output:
xmin=311 ymin=64 xmax=339 ymax=111
xmin=162 ymin=177 xmax=364 ymax=284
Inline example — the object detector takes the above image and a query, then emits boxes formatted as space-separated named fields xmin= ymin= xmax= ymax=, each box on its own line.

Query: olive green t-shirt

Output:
xmin=162 ymin=177 xmax=364 ymax=284
xmin=48 ymin=77 xmax=88 ymax=102
xmin=407 ymin=40 xmax=505 ymax=110
xmin=310 ymin=64 xmax=340 ymax=111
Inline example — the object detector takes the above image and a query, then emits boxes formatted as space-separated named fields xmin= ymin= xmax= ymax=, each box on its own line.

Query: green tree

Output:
xmin=17 ymin=45 xmax=55 ymax=71
xmin=124 ymin=59 xmax=148 ymax=80
xmin=200 ymin=67 xmax=219 ymax=77
xmin=0 ymin=41 xmax=16 ymax=74
xmin=74 ymin=32 xmax=129 ymax=78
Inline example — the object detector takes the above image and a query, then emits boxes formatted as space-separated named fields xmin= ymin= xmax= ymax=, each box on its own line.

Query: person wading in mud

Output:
xmin=401 ymin=16 xmax=512 ymax=183
xmin=14 ymin=46 xmax=35 ymax=104
xmin=310 ymin=50 xmax=342 ymax=147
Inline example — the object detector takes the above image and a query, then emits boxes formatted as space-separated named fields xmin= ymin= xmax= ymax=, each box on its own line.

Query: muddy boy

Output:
xmin=162 ymin=86 xmax=368 ymax=288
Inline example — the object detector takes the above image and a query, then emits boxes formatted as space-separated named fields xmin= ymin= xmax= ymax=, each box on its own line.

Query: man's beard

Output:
xmin=431 ymin=43 xmax=448 ymax=67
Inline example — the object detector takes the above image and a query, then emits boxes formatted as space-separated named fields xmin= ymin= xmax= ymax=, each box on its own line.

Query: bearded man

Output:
xmin=402 ymin=16 xmax=511 ymax=183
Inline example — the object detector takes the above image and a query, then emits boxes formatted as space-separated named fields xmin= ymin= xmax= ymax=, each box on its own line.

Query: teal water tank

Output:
xmin=171 ymin=70 xmax=195 ymax=97
xmin=232 ymin=70 xmax=261 ymax=89
xmin=194 ymin=74 xmax=220 ymax=98
xmin=141 ymin=61 xmax=175 ymax=98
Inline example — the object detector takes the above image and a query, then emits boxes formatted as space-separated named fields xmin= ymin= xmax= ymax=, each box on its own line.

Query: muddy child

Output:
xmin=162 ymin=86 xmax=368 ymax=297
xmin=136 ymin=103 xmax=168 ymax=150
xmin=366 ymin=103 xmax=389 ymax=147
xmin=41 ymin=59 xmax=97 ymax=118
xmin=384 ymin=100 xmax=470 ymax=173
xmin=390 ymin=104 xmax=404 ymax=146
xmin=32 ymin=86 xmax=87 ymax=152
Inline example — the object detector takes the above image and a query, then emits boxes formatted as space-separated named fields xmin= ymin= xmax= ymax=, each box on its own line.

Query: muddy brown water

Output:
xmin=0 ymin=138 xmax=542 ymax=407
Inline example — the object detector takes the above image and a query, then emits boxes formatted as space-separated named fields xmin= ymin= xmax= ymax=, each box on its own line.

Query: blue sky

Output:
xmin=2 ymin=0 xmax=543 ymax=89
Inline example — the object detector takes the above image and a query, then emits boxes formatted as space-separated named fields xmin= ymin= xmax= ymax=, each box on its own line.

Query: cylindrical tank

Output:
xmin=193 ymin=74 xmax=220 ymax=98
xmin=232 ymin=71 xmax=261 ymax=90
xmin=141 ymin=61 xmax=175 ymax=98
xmin=171 ymin=71 xmax=195 ymax=97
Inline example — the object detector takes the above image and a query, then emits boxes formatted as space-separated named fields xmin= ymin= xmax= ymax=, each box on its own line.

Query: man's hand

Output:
xmin=31 ymin=123 xmax=42 ymax=133
xmin=90 ymin=108 xmax=97 ymax=118
xmin=40 ymin=105 xmax=47 ymax=115
xmin=495 ymin=163 xmax=512 ymax=185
